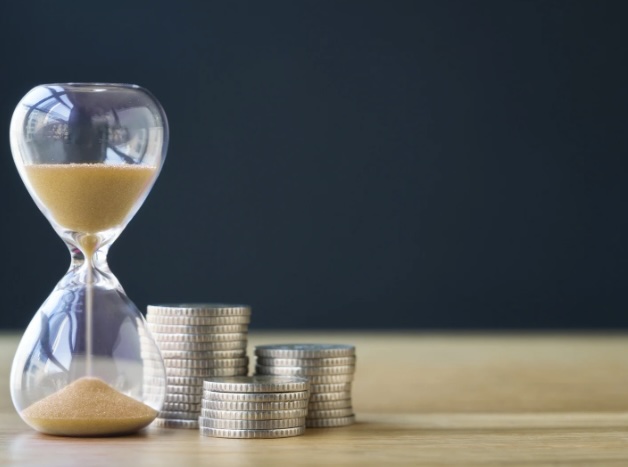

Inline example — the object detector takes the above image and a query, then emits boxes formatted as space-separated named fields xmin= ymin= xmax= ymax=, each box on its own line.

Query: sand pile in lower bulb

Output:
xmin=21 ymin=377 xmax=157 ymax=436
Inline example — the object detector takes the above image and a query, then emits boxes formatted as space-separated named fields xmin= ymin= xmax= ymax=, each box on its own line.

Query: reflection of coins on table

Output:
xmin=145 ymin=304 xmax=252 ymax=430
xmin=254 ymin=344 xmax=357 ymax=429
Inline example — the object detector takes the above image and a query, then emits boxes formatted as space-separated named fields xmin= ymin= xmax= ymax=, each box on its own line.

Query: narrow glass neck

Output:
xmin=69 ymin=244 xmax=110 ymax=271
xmin=61 ymin=241 xmax=122 ymax=293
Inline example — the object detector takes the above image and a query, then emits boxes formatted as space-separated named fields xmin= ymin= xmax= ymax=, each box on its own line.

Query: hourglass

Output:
xmin=9 ymin=83 xmax=168 ymax=436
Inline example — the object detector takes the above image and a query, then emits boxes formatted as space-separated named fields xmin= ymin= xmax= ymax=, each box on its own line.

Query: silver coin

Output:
xmin=203 ymin=376 xmax=309 ymax=393
xmin=148 ymin=374 xmax=244 ymax=386
xmin=160 ymin=358 xmax=249 ymax=369
xmin=144 ymin=376 xmax=205 ymax=393
xmin=159 ymin=349 xmax=247 ymax=360
xmin=200 ymin=408 xmax=308 ymax=420
xmin=254 ymin=364 xmax=355 ymax=376
xmin=166 ymin=367 xmax=248 ymax=377
xmin=153 ymin=332 xmax=249 ymax=343
xmin=309 ymin=383 xmax=352 ymax=393
xmin=162 ymin=401 xmax=201 ymax=412
xmin=306 ymin=407 xmax=354 ymax=419
xmin=256 ymin=356 xmax=356 ymax=367
xmin=305 ymin=415 xmax=356 ymax=428
xmin=147 ymin=315 xmax=251 ymax=326
xmin=162 ymin=393 xmax=202 ymax=404
xmin=158 ymin=410 xmax=199 ymax=420
xmin=199 ymin=426 xmax=305 ymax=439
xmin=203 ymin=390 xmax=310 ymax=403
xmin=201 ymin=399 xmax=308 ymax=411
xmin=152 ymin=418 xmax=199 ymax=429
xmin=308 ymin=399 xmax=352 ymax=410
xmin=308 ymin=390 xmax=352 ymax=402
xmin=148 ymin=304 xmax=251 ymax=317
xmin=198 ymin=417 xmax=305 ymax=430
xmin=307 ymin=374 xmax=354 ymax=384
xmin=147 ymin=323 xmax=249 ymax=334
xmin=255 ymin=368 xmax=354 ymax=384
xmin=156 ymin=340 xmax=248 ymax=351
xmin=145 ymin=384 xmax=204 ymax=395
xmin=254 ymin=344 xmax=355 ymax=359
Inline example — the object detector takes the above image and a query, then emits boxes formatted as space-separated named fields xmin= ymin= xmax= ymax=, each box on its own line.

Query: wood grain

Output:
xmin=2 ymin=332 xmax=628 ymax=466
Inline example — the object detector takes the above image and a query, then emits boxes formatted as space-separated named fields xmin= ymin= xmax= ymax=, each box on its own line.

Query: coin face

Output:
xmin=203 ymin=390 xmax=310 ymax=403
xmin=254 ymin=344 xmax=355 ymax=359
xmin=305 ymin=415 xmax=356 ymax=428
xmin=198 ymin=417 xmax=305 ymax=430
xmin=203 ymin=376 xmax=309 ymax=393
xmin=199 ymin=426 xmax=305 ymax=439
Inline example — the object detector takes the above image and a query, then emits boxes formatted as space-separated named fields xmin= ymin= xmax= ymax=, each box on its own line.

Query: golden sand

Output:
xmin=21 ymin=377 xmax=157 ymax=437
xmin=24 ymin=163 xmax=156 ymax=236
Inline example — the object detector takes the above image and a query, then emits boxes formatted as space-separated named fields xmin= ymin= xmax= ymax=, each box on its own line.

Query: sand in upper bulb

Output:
xmin=21 ymin=377 xmax=158 ymax=436
xmin=23 ymin=163 xmax=156 ymax=236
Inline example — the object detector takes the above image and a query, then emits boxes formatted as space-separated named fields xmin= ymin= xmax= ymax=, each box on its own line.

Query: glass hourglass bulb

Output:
xmin=9 ymin=83 xmax=168 ymax=436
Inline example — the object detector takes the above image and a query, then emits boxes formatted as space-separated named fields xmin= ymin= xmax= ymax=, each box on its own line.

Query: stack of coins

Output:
xmin=254 ymin=344 xmax=356 ymax=428
xmin=200 ymin=376 xmax=310 ymax=438
xmin=144 ymin=304 xmax=251 ymax=429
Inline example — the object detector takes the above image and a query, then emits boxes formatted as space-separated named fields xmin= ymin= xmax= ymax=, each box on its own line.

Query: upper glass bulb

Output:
xmin=10 ymin=83 xmax=167 ymax=254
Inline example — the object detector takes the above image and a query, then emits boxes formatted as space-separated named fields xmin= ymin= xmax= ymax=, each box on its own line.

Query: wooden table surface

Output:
xmin=2 ymin=332 xmax=628 ymax=466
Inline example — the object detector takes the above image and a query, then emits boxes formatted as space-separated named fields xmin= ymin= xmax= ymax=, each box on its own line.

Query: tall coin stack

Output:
xmin=200 ymin=376 xmax=310 ymax=438
xmin=254 ymin=344 xmax=356 ymax=428
xmin=144 ymin=304 xmax=251 ymax=429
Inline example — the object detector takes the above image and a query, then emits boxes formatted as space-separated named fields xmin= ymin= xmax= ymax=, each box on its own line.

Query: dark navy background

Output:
xmin=0 ymin=1 xmax=626 ymax=329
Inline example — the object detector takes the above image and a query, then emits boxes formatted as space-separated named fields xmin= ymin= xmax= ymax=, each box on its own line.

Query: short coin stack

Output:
xmin=254 ymin=344 xmax=356 ymax=428
xmin=145 ymin=304 xmax=251 ymax=429
xmin=200 ymin=376 xmax=310 ymax=438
